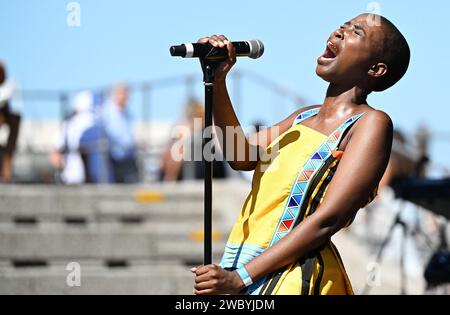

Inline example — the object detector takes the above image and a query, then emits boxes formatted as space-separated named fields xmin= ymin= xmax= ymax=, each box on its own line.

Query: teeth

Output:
xmin=326 ymin=41 xmax=337 ymax=57
xmin=319 ymin=41 xmax=337 ymax=60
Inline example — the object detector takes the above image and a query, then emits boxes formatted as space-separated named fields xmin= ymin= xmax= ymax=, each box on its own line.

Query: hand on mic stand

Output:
xmin=190 ymin=35 xmax=244 ymax=295
xmin=196 ymin=35 xmax=237 ymax=83
xmin=196 ymin=35 xmax=236 ymax=270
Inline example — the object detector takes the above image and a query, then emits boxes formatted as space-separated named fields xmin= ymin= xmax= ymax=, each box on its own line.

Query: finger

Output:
xmin=197 ymin=37 xmax=210 ymax=44
xmin=194 ymin=288 xmax=214 ymax=295
xmin=195 ymin=272 xmax=213 ymax=283
xmin=194 ymin=280 xmax=216 ymax=290
xmin=195 ymin=264 xmax=213 ymax=276
xmin=218 ymin=34 xmax=228 ymax=42
xmin=216 ymin=35 xmax=226 ymax=48
xmin=190 ymin=265 xmax=203 ymax=273
xmin=209 ymin=35 xmax=219 ymax=47
xmin=209 ymin=35 xmax=225 ymax=47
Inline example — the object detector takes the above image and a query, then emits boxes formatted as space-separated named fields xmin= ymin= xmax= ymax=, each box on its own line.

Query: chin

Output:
xmin=315 ymin=66 xmax=333 ymax=83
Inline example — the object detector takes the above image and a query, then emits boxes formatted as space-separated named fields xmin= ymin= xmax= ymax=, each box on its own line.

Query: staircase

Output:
xmin=0 ymin=180 xmax=249 ymax=294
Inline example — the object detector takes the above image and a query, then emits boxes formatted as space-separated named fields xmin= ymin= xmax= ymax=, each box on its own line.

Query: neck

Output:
xmin=319 ymin=84 xmax=369 ymax=118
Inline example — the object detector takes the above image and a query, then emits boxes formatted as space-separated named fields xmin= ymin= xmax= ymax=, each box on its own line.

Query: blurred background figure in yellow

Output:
xmin=159 ymin=98 xmax=227 ymax=181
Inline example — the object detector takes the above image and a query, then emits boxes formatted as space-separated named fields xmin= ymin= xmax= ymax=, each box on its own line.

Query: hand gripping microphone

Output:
xmin=170 ymin=39 xmax=264 ymax=60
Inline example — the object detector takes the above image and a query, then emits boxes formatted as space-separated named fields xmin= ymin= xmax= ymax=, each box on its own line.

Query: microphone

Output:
xmin=170 ymin=40 xmax=264 ymax=60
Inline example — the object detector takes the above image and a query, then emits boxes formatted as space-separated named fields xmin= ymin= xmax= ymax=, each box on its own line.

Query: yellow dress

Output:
xmin=219 ymin=108 xmax=377 ymax=295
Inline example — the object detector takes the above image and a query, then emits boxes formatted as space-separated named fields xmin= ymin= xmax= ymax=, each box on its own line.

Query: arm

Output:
xmin=1 ymin=113 xmax=20 ymax=182
xmin=192 ymin=110 xmax=393 ymax=294
xmin=1 ymin=155 xmax=12 ymax=182
xmin=50 ymin=150 xmax=65 ymax=171
xmin=200 ymin=35 xmax=318 ymax=171
xmin=50 ymin=122 xmax=66 ymax=172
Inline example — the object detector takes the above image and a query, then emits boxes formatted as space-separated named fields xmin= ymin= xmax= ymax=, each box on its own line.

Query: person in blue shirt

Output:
xmin=78 ymin=91 xmax=115 ymax=184
xmin=101 ymin=83 xmax=139 ymax=183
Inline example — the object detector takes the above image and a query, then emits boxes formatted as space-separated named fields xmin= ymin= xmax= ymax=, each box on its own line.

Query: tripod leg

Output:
xmin=362 ymin=203 xmax=404 ymax=295
xmin=399 ymin=221 xmax=407 ymax=295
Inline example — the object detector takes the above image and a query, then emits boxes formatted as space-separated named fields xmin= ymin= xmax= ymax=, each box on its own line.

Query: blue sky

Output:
xmin=1 ymin=0 xmax=450 ymax=172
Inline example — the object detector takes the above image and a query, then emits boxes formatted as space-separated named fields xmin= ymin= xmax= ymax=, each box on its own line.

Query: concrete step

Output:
xmin=0 ymin=263 xmax=196 ymax=294
xmin=0 ymin=183 xmax=204 ymax=219
xmin=0 ymin=180 xmax=245 ymax=225
xmin=0 ymin=200 xmax=218 ymax=223
xmin=0 ymin=180 xmax=251 ymax=295
xmin=0 ymin=180 xmax=249 ymax=203
xmin=96 ymin=200 xmax=221 ymax=222
xmin=0 ymin=222 xmax=226 ymax=261
xmin=0 ymin=182 xmax=206 ymax=201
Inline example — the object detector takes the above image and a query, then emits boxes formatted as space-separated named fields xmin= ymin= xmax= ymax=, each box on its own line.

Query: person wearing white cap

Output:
xmin=50 ymin=90 xmax=95 ymax=184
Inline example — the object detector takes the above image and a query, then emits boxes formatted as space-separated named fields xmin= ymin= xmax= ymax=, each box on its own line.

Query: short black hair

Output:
xmin=373 ymin=16 xmax=410 ymax=92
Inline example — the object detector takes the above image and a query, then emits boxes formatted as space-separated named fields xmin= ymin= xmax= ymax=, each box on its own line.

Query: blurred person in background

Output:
xmin=358 ymin=129 xmax=418 ymax=239
xmin=101 ymin=83 xmax=139 ymax=183
xmin=378 ymin=129 xmax=421 ymax=191
xmin=0 ymin=61 xmax=21 ymax=183
xmin=159 ymin=98 xmax=226 ymax=181
xmin=50 ymin=91 xmax=95 ymax=185
xmin=78 ymin=91 xmax=114 ymax=184
xmin=377 ymin=127 xmax=440 ymax=234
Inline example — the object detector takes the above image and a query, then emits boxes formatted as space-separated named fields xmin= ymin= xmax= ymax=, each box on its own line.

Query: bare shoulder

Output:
xmin=350 ymin=109 xmax=393 ymax=147
xmin=357 ymin=109 xmax=393 ymax=132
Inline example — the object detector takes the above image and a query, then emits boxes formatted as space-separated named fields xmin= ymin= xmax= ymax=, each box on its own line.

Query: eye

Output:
xmin=354 ymin=30 xmax=363 ymax=36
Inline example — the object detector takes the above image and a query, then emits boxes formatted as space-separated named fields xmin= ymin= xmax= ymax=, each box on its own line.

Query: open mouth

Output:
xmin=319 ymin=41 xmax=338 ymax=60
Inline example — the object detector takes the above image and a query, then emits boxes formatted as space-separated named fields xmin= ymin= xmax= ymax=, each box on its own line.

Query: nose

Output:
xmin=333 ymin=28 xmax=344 ymax=40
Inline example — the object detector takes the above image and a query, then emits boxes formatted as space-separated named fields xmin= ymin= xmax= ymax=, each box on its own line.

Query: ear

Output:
xmin=368 ymin=63 xmax=387 ymax=78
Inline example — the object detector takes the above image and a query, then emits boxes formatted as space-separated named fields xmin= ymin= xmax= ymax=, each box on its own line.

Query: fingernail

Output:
xmin=224 ymin=40 xmax=229 ymax=44
xmin=190 ymin=267 xmax=197 ymax=272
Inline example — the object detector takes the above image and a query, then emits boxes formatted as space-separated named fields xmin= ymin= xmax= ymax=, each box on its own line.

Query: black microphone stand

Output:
xmin=200 ymin=59 xmax=219 ymax=265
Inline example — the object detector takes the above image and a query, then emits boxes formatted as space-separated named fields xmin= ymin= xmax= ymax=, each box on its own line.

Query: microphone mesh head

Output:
xmin=248 ymin=39 xmax=264 ymax=59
